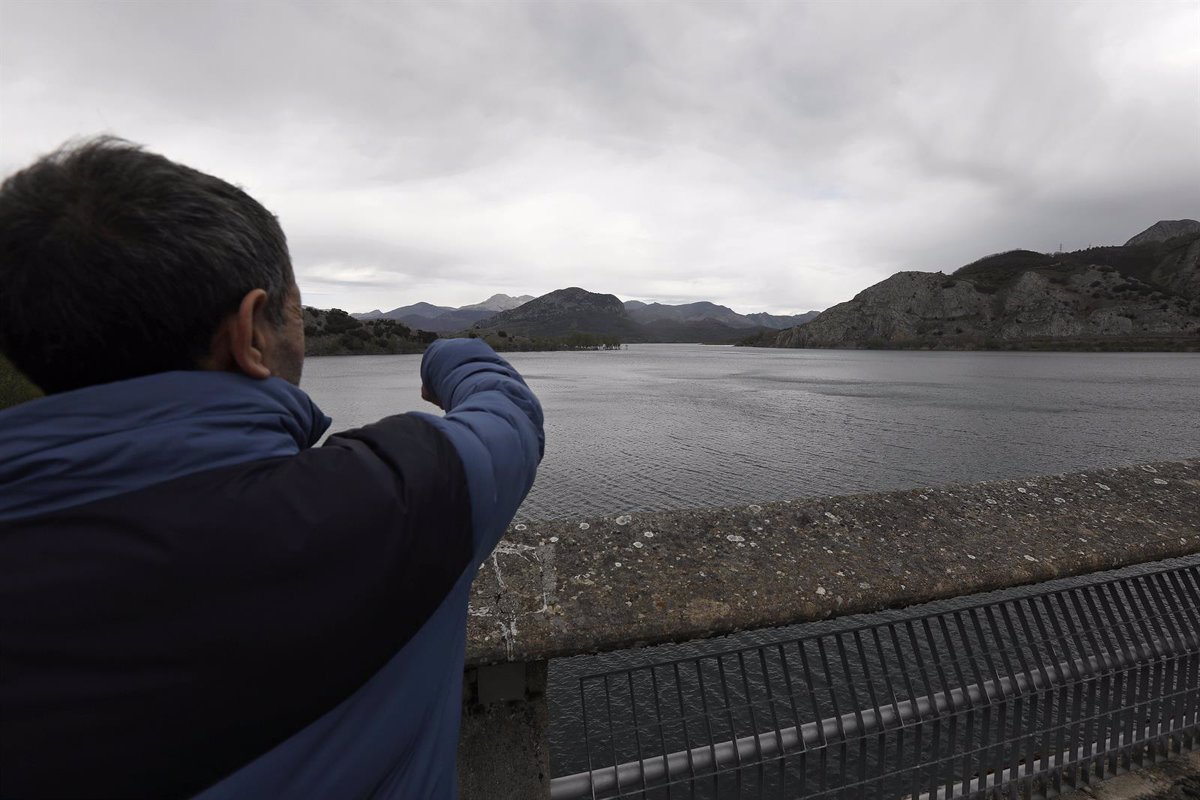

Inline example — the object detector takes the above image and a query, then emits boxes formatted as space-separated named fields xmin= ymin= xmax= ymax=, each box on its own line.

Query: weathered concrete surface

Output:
xmin=458 ymin=661 xmax=550 ymax=799
xmin=1058 ymin=751 xmax=1200 ymax=799
xmin=466 ymin=459 xmax=1200 ymax=665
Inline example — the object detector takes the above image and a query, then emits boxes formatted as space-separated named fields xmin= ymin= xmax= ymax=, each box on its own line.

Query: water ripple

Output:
xmin=302 ymin=345 xmax=1200 ymax=521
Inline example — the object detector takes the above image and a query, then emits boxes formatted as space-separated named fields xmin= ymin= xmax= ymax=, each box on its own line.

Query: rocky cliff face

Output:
xmin=774 ymin=225 xmax=1200 ymax=350
xmin=1152 ymin=235 xmax=1200 ymax=301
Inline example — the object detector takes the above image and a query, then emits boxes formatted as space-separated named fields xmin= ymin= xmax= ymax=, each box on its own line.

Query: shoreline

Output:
xmin=738 ymin=334 xmax=1200 ymax=352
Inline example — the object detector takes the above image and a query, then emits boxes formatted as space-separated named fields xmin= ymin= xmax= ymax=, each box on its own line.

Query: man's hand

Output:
xmin=421 ymin=384 xmax=442 ymax=409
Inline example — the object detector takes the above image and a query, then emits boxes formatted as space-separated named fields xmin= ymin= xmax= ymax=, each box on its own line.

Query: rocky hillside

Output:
xmin=1125 ymin=219 xmax=1200 ymax=246
xmin=769 ymin=222 xmax=1200 ymax=350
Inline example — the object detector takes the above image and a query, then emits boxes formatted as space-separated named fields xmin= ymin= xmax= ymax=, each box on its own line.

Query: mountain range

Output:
xmin=756 ymin=219 xmax=1200 ymax=351
xmin=354 ymin=293 xmax=535 ymax=332
xmin=340 ymin=218 xmax=1198 ymax=351
xmin=353 ymin=293 xmax=816 ymax=342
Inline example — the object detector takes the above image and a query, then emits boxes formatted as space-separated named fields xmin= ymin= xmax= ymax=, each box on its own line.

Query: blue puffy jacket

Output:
xmin=0 ymin=338 xmax=544 ymax=798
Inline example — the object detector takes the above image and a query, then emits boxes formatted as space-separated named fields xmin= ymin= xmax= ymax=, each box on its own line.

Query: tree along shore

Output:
xmin=303 ymin=307 xmax=621 ymax=356
xmin=737 ymin=330 xmax=1200 ymax=351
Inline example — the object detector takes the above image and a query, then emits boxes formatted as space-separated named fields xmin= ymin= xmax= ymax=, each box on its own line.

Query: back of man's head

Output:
xmin=0 ymin=137 xmax=295 ymax=394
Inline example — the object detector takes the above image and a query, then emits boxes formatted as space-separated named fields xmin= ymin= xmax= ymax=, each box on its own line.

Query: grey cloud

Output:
xmin=2 ymin=0 xmax=1197 ymax=313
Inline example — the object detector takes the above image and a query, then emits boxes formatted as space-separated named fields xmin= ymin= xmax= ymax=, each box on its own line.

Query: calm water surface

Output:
xmin=302 ymin=344 xmax=1200 ymax=519
xmin=303 ymin=345 xmax=1198 ymax=779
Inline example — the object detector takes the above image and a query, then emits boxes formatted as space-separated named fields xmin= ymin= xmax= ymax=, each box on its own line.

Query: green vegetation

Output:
xmin=0 ymin=353 xmax=43 ymax=410
xmin=736 ymin=329 xmax=783 ymax=347
xmin=953 ymin=249 xmax=1057 ymax=294
xmin=742 ymin=229 xmax=1199 ymax=352
xmin=470 ymin=330 xmax=622 ymax=352
xmin=953 ymin=232 xmax=1200 ymax=295
xmin=303 ymin=307 xmax=436 ymax=356
xmin=303 ymin=307 xmax=623 ymax=355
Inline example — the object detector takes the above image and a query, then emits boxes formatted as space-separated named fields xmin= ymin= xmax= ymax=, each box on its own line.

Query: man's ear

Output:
xmin=204 ymin=289 xmax=273 ymax=380
xmin=229 ymin=289 xmax=273 ymax=379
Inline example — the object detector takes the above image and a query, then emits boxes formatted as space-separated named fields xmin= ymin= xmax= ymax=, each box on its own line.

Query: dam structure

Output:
xmin=456 ymin=459 xmax=1200 ymax=798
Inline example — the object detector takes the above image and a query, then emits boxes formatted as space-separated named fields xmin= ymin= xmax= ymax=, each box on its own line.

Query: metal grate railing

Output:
xmin=551 ymin=557 xmax=1200 ymax=799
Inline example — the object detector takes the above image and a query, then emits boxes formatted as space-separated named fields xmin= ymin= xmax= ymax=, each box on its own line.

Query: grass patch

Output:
xmin=0 ymin=353 xmax=43 ymax=410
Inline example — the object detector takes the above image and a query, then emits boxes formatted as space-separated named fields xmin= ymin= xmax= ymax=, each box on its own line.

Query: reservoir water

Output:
xmin=303 ymin=345 xmax=1199 ymax=783
xmin=303 ymin=344 xmax=1200 ymax=520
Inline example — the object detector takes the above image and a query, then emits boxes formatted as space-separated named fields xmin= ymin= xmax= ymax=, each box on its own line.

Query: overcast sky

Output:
xmin=2 ymin=0 xmax=1198 ymax=314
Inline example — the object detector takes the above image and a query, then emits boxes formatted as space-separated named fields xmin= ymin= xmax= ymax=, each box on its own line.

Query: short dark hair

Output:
xmin=0 ymin=137 xmax=294 ymax=394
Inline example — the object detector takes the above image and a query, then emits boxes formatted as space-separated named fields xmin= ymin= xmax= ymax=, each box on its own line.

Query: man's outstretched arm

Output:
xmin=415 ymin=338 xmax=545 ymax=560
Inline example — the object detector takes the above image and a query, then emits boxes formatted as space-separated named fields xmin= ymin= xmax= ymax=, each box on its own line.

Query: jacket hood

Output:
xmin=0 ymin=370 xmax=330 ymax=522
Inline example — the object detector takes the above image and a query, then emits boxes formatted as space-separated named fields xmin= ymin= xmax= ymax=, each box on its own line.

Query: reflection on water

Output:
xmin=303 ymin=344 xmax=1200 ymax=520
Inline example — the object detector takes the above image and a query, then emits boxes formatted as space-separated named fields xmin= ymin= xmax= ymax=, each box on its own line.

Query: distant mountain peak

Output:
xmin=349 ymin=289 xmax=820 ymax=341
xmin=472 ymin=287 xmax=637 ymax=339
xmin=459 ymin=293 xmax=535 ymax=312
xmin=537 ymin=287 xmax=625 ymax=310
xmin=405 ymin=302 xmax=455 ymax=317
xmin=623 ymin=299 xmax=818 ymax=330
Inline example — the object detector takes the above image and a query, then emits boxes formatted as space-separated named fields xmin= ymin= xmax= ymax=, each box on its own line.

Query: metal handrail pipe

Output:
xmin=550 ymin=634 xmax=1195 ymax=799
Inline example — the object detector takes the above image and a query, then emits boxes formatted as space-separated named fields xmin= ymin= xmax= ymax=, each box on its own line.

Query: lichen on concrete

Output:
xmin=466 ymin=459 xmax=1200 ymax=666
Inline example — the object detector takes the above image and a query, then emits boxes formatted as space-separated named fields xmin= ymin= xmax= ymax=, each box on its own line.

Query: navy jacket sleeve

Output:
xmin=414 ymin=338 xmax=544 ymax=560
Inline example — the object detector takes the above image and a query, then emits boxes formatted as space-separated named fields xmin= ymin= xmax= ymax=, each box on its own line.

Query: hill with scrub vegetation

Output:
xmin=303 ymin=307 xmax=436 ymax=356
xmin=353 ymin=290 xmax=815 ymax=344
xmin=745 ymin=220 xmax=1200 ymax=351
xmin=303 ymin=303 xmax=623 ymax=355
xmin=469 ymin=287 xmax=641 ymax=340
xmin=353 ymin=294 xmax=535 ymax=332
xmin=467 ymin=286 xmax=804 ymax=344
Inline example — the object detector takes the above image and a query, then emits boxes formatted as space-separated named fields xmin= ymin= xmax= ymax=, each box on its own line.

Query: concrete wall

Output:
xmin=464 ymin=459 xmax=1200 ymax=666
xmin=458 ymin=459 xmax=1200 ymax=798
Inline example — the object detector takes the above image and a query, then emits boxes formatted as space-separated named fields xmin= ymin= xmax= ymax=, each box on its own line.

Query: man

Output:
xmin=0 ymin=138 xmax=544 ymax=798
